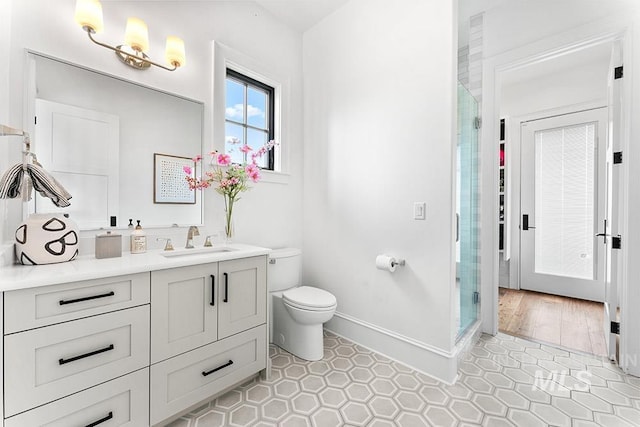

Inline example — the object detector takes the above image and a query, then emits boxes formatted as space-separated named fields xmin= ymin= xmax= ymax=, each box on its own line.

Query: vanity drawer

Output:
xmin=4 ymin=272 xmax=150 ymax=333
xmin=150 ymin=324 xmax=266 ymax=425
xmin=4 ymin=305 xmax=150 ymax=417
xmin=5 ymin=368 xmax=149 ymax=427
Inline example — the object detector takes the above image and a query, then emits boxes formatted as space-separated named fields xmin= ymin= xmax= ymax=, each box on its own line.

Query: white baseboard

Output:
xmin=326 ymin=312 xmax=482 ymax=384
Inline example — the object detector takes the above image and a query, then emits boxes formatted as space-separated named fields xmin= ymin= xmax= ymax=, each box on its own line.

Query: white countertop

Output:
xmin=0 ymin=244 xmax=271 ymax=292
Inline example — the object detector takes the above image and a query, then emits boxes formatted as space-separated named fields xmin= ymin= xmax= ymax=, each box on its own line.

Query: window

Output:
xmin=225 ymin=69 xmax=275 ymax=170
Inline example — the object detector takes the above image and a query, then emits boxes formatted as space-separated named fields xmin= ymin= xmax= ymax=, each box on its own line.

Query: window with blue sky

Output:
xmin=225 ymin=69 xmax=274 ymax=170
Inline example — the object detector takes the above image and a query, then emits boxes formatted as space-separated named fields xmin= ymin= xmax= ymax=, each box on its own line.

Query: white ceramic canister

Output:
xmin=14 ymin=213 xmax=79 ymax=265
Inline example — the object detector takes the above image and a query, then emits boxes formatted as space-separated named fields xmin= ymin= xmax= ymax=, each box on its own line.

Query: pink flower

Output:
xmin=183 ymin=165 xmax=192 ymax=175
xmin=192 ymin=154 xmax=202 ymax=162
xmin=240 ymin=144 xmax=253 ymax=154
xmin=249 ymin=169 xmax=260 ymax=182
xmin=217 ymin=154 xmax=231 ymax=166
xmin=246 ymin=164 xmax=260 ymax=182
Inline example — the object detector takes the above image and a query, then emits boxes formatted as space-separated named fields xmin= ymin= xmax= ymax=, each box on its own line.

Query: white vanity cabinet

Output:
xmin=2 ymin=273 xmax=151 ymax=424
xmin=150 ymin=255 xmax=268 ymax=426
xmin=0 ymin=246 xmax=270 ymax=427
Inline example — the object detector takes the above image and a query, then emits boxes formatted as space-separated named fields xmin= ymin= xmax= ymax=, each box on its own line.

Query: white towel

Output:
xmin=0 ymin=161 xmax=72 ymax=207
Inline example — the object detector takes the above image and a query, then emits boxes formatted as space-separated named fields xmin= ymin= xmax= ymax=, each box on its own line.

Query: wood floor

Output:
xmin=499 ymin=288 xmax=607 ymax=357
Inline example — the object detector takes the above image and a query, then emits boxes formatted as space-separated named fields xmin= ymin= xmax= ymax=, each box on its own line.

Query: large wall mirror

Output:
xmin=25 ymin=52 xmax=204 ymax=230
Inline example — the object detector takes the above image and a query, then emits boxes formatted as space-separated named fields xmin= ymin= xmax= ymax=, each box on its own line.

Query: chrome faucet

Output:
xmin=185 ymin=226 xmax=200 ymax=249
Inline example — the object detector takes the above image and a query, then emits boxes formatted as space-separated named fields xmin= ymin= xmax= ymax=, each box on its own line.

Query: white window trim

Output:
xmin=211 ymin=41 xmax=290 ymax=185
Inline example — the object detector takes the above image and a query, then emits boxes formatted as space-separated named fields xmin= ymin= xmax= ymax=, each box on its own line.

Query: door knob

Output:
xmin=596 ymin=219 xmax=609 ymax=242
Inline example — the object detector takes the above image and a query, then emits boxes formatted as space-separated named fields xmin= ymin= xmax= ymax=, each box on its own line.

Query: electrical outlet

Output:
xmin=414 ymin=202 xmax=426 ymax=220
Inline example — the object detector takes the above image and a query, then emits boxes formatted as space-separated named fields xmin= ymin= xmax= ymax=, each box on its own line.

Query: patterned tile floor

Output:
xmin=168 ymin=332 xmax=640 ymax=426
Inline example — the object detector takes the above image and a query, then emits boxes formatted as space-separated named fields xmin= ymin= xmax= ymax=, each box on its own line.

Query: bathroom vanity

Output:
xmin=0 ymin=244 xmax=270 ymax=426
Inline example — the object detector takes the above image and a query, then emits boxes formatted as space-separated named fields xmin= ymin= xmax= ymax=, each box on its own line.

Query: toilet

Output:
xmin=269 ymin=248 xmax=337 ymax=361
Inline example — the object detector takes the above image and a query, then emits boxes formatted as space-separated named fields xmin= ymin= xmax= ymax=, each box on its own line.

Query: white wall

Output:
xmin=481 ymin=0 xmax=640 ymax=375
xmin=4 ymin=0 xmax=304 ymax=251
xmin=501 ymin=60 xmax=608 ymax=118
xmin=303 ymin=0 xmax=459 ymax=381
xmin=484 ymin=0 xmax=639 ymax=58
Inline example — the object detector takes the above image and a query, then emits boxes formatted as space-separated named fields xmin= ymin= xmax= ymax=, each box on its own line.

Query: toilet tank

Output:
xmin=268 ymin=248 xmax=302 ymax=292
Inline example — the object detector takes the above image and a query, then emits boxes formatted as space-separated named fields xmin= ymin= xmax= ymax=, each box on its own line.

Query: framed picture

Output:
xmin=154 ymin=153 xmax=196 ymax=204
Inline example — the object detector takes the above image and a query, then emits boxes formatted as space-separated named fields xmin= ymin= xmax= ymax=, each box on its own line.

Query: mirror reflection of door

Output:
xmin=34 ymin=99 xmax=120 ymax=229
xmin=520 ymin=108 xmax=607 ymax=302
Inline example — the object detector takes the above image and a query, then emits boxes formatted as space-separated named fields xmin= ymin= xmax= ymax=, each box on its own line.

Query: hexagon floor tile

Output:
xmin=168 ymin=332 xmax=640 ymax=426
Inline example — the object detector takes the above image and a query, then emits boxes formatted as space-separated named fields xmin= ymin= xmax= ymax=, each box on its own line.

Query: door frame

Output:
xmin=480 ymin=23 xmax=635 ymax=372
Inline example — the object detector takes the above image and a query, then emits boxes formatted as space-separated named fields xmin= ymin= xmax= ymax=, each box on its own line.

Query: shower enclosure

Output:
xmin=456 ymin=83 xmax=480 ymax=338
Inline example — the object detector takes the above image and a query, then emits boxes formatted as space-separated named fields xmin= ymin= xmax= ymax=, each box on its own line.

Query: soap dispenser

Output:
xmin=130 ymin=220 xmax=147 ymax=254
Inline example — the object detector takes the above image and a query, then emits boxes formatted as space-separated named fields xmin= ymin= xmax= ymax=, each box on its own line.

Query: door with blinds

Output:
xmin=520 ymin=108 xmax=607 ymax=302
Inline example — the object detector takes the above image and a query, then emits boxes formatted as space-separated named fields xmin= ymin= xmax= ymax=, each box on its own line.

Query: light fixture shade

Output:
xmin=75 ymin=0 xmax=104 ymax=33
xmin=165 ymin=36 xmax=186 ymax=68
xmin=125 ymin=17 xmax=149 ymax=52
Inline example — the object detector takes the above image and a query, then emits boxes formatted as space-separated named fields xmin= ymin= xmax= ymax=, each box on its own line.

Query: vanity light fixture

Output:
xmin=74 ymin=0 xmax=186 ymax=71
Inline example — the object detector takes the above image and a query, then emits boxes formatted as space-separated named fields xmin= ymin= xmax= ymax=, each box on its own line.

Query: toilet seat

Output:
xmin=283 ymin=286 xmax=337 ymax=311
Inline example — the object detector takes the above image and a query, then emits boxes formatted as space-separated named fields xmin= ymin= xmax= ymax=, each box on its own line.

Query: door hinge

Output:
xmin=615 ymin=66 xmax=624 ymax=79
xmin=34 ymin=116 xmax=37 ymax=125
xmin=474 ymin=117 xmax=482 ymax=130
xmin=611 ymin=321 xmax=620 ymax=335
xmin=473 ymin=291 xmax=480 ymax=305
xmin=612 ymin=236 xmax=622 ymax=250
xmin=614 ymin=151 xmax=622 ymax=164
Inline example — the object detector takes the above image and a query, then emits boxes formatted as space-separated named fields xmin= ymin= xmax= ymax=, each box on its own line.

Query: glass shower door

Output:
xmin=456 ymin=83 xmax=480 ymax=338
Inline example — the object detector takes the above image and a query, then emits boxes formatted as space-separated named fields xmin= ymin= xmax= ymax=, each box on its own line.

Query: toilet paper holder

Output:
xmin=392 ymin=259 xmax=406 ymax=267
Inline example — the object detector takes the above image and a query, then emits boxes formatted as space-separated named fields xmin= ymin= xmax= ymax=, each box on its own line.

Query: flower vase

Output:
xmin=224 ymin=206 xmax=234 ymax=244
xmin=225 ymin=219 xmax=234 ymax=244
xmin=224 ymin=195 xmax=235 ymax=244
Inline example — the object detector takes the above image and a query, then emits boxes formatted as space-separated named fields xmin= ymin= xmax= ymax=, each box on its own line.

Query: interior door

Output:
xmin=520 ymin=108 xmax=607 ymax=302
xmin=602 ymin=40 xmax=623 ymax=361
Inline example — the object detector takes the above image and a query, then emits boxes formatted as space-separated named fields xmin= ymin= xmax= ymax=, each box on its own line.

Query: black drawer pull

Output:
xmin=223 ymin=272 xmax=229 ymax=303
xmin=210 ymin=275 xmax=215 ymax=306
xmin=59 ymin=344 xmax=115 ymax=365
xmin=85 ymin=411 xmax=113 ymax=427
xmin=59 ymin=291 xmax=115 ymax=305
xmin=202 ymin=359 xmax=233 ymax=377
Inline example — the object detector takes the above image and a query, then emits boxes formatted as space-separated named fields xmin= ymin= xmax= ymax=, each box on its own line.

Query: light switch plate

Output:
xmin=414 ymin=202 xmax=426 ymax=220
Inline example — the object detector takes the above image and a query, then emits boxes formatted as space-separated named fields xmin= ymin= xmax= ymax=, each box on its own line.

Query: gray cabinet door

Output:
xmin=151 ymin=263 xmax=218 ymax=363
xmin=218 ymin=256 xmax=267 ymax=339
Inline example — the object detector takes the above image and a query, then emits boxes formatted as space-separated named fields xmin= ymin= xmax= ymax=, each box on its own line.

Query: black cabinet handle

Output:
xmin=85 ymin=411 xmax=113 ymax=427
xmin=202 ymin=359 xmax=233 ymax=376
xmin=59 ymin=291 xmax=115 ymax=305
xmin=210 ymin=275 xmax=215 ymax=306
xmin=59 ymin=344 xmax=115 ymax=365
xmin=223 ymin=272 xmax=229 ymax=303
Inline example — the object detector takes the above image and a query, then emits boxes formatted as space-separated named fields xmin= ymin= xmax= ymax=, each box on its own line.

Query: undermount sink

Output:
xmin=160 ymin=246 xmax=237 ymax=258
